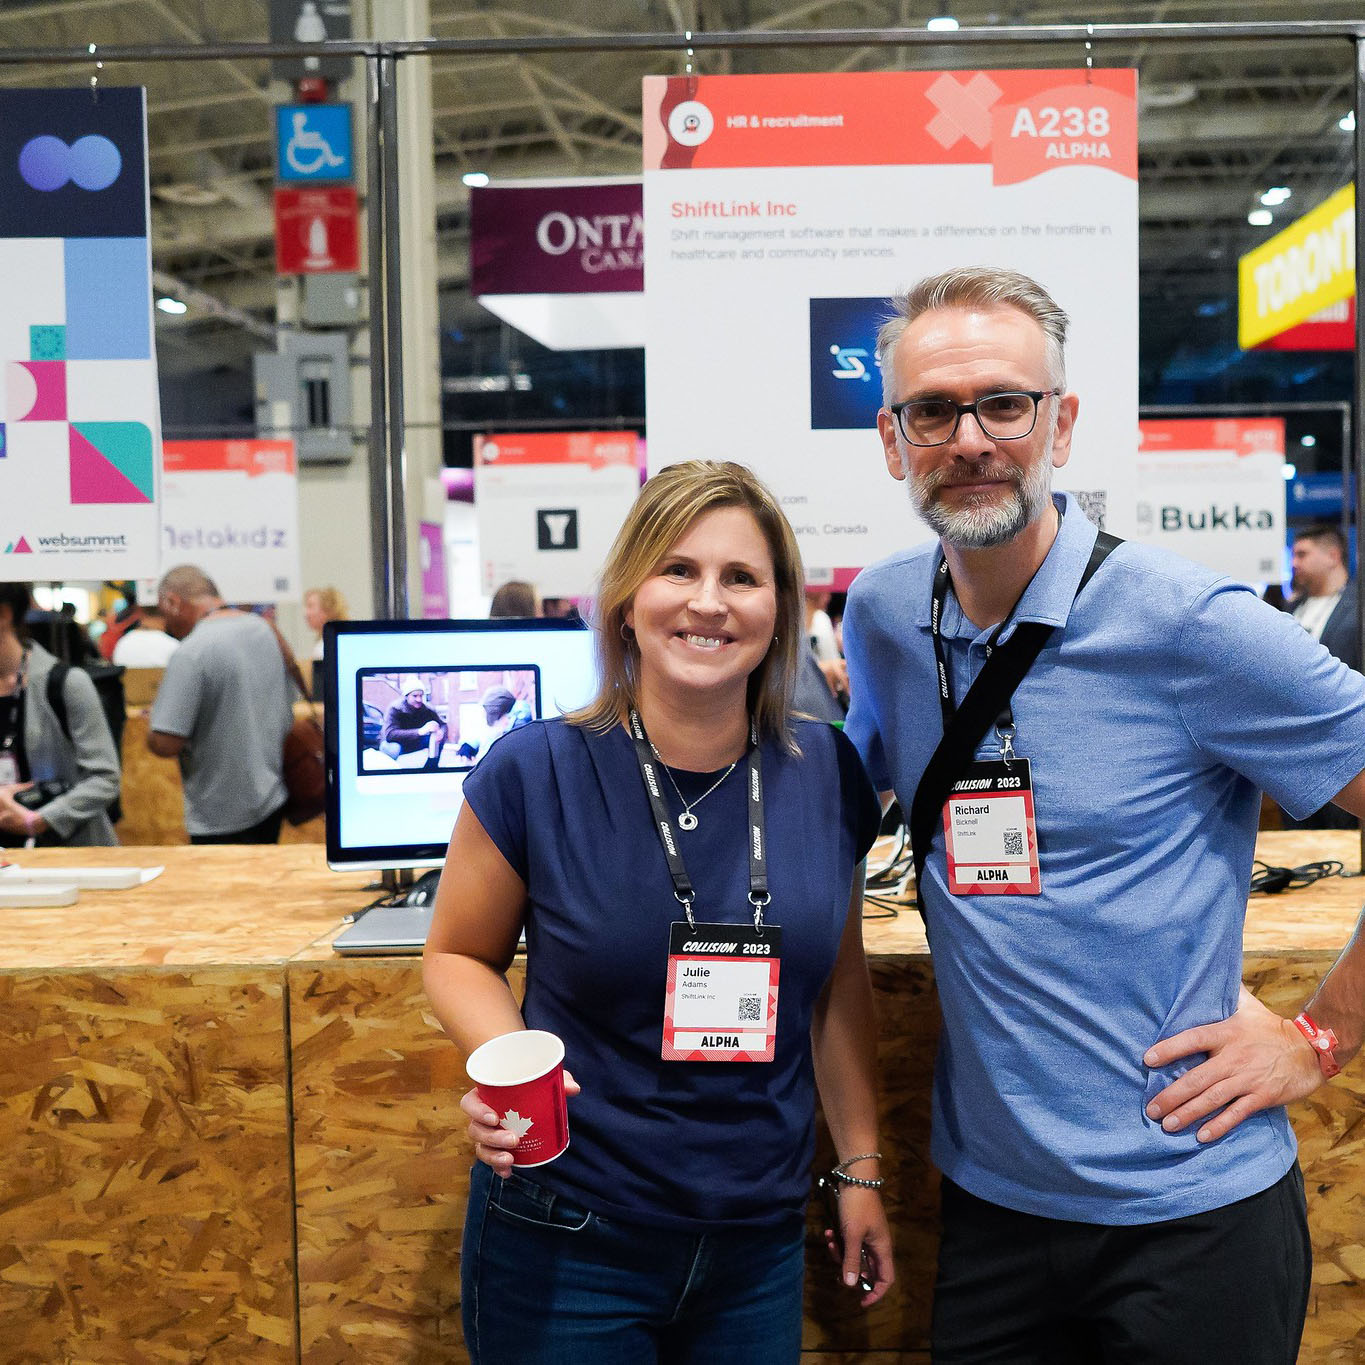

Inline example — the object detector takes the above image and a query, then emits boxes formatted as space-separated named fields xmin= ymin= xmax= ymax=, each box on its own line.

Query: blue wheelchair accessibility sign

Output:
xmin=275 ymin=103 xmax=352 ymax=182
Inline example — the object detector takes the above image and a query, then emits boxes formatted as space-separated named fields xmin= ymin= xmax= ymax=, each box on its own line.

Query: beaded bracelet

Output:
xmin=829 ymin=1151 xmax=885 ymax=1190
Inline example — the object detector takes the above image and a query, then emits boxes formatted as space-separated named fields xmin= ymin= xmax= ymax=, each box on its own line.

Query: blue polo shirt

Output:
xmin=844 ymin=493 xmax=1365 ymax=1225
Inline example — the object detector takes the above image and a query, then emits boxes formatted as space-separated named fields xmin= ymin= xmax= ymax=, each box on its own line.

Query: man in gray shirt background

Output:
xmin=148 ymin=564 xmax=294 ymax=843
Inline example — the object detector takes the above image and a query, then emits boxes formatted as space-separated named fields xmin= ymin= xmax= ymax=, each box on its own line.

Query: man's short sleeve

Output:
xmin=459 ymin=723 xmax=538 ymax=883
xmin=149 ymin=645 xmax=204 ymax=739
xmin=841 ymin=588 xmax=892 ymax=791
xmin=1176 ymin=581 xmax=1365 ymax=819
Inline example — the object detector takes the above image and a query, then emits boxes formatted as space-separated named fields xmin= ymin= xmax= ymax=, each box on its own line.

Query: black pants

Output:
xmin=189 ymin=803 xmax=286 ymax=845
xmin=932 ymin=1166 xmax=1310 ymax=1365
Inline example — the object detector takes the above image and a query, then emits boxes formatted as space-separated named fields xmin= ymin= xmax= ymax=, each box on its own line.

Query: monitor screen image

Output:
xmin=356 ymin=665 xmax=541 ymax=774
xmin=324 ymin=618 xmax=598 ymax=870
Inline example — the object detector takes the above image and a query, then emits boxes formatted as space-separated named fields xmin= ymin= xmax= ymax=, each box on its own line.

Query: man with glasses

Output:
xmin=842 ymin=265 xmax=1365 ymax=1364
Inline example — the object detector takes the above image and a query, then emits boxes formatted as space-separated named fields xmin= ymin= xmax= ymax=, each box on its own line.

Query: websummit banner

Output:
xmin=642 ymin=69 xmax=1138 ymax=581
xmin=0 ymin=88 xmax=162 ymax=580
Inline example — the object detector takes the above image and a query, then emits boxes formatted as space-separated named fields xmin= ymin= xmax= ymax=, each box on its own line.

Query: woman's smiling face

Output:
xmin=625 ymin=505 xmax=778 ymax=713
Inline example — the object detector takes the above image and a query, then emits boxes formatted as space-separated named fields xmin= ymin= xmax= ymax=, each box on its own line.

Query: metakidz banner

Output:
xmin=643 ymin=69 xmax=1138 ymax=581
xmin=0 ymin=87 xmax=163 ymax=581
xmin=160 ymin=440 xmax=301 ymax=602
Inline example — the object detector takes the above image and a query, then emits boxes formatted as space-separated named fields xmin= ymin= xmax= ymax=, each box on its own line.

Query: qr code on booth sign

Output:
xmin=1003 ymin=829 xmax=1024 ymax=857
xmin=1071 ymin=490 xmax=1107 ymax=529
xmin=738 ymin=995 xmax=762 ymax=1022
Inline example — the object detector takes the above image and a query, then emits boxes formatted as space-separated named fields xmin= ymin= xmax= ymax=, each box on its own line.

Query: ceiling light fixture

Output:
xmin=1300 ymin=434 xmax=1317 ymax=448
xmin=1259 ymin=186 xmax=1292 ymax=207
xmin=462 ymin=171 xmax=490 ymax=188
xmin=1247 ymin=209 xmax=1274 ymax=227
xmin=1283 ymin=463 xmax=1297 ymax=481
xmin=927 ymin=14 xmax=960 ymax=29
xmin=156 ymin=296 xmax=188 ymax=315
xmin=1340 ymin=111 xmax=1357 ymax=132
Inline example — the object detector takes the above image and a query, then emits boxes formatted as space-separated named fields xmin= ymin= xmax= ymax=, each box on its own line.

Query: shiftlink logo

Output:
xmin=809 ymin=297 xmax=890 ymax=431
xmin=4 ymin=535 xmax=32 ymax=554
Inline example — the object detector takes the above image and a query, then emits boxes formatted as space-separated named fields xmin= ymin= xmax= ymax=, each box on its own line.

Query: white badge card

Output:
xmin=944 ymin=759 xmax=1041 ymax=895
xmin=0 ymin=752 xmax=19 ymax=787
xmin=662 ymin=921 xmax=781 ymax=1062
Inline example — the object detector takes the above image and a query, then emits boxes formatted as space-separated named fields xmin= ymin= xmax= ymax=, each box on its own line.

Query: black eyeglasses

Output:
xmin=888 ymin=388 xmax=1061 ymax=447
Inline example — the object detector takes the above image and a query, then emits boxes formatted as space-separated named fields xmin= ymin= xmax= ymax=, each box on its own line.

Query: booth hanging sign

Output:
xmin=0 ymin=87 xmax=163 ymax=581
xmin=470 ymin=180 xmax=645 ymax=351
xmin=642 ymin=67 xmax=1139 ymax=584
xmin=1238 ymin=184 xmax=1355 ymax=350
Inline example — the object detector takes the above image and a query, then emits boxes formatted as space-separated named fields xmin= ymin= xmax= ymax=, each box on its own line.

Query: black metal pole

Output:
xmin=364 ymin=52 xmax=392 ymax=621
xmin=380 ymin=52 xmax=409 ymax=620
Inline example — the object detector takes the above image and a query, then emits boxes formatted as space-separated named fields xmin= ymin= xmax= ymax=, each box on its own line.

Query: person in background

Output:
xmin=845 ymin=264 xmax=1365 ymax=1364
xmin=425 ymin=460 xmax=892 ymax=1363
xmin=304 ymin=586 xmax=349 ymax=662
xmin=489 ymin=580 xmax=540 ymax=619
xmin=1286 ymin=524 xmax=1360 ymax=828
xmin=148 ymin=565 xmax=294 ymax=844
xmin=1290 ymin=525 xmax=1358 ymax=671
xmin=0 ymin=582 xmax=119 ymax=846
xmin=111 ymin=606 xmax=179 ymax=668
xmin=380 ymin=677 xmax=447 ymax=765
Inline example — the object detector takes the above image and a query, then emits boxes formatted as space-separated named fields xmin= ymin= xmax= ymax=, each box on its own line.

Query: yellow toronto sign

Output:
xmin=1238 ymin=184 xmax=1355 ymax=349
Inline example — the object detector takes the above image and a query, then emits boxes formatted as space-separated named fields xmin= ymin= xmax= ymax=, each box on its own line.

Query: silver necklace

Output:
xmin=650 ymin=746 xmax=736 ymax=830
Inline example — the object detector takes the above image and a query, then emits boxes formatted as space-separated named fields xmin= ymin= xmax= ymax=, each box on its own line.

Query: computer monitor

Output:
xmin=323 ymin=618 xmax=599 ymax=871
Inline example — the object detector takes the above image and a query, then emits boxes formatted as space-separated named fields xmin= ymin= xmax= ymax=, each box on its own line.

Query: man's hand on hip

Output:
xmin=1143 ymin=985 xmax=1322 ymax=1142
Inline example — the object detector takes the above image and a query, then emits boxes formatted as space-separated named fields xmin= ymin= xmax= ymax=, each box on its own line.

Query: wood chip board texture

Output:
xmin=0 ymin=967 xmax=294 ymax=1362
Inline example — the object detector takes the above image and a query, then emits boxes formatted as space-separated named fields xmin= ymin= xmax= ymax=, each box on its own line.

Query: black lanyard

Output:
xmin=627 ymin=710 xmax=770 ymax=932
xmin=930 ymin=557 xmax=1015 ymax=742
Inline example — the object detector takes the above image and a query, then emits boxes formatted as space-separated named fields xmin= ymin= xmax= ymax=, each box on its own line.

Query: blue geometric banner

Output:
xmin=0 ymin=88 xmax=162 ymax=580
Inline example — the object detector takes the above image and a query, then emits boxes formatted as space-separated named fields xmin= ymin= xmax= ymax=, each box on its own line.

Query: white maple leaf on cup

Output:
xmin=500 ymin=1109 xmax=534 ymax=1139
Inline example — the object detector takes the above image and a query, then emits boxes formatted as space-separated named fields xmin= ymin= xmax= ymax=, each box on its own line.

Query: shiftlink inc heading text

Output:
xmin=670 ymin=200 xmax=796 ymax=218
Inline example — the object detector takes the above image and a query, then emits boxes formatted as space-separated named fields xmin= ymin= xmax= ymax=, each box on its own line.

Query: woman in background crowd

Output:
xmin=489 ymin=580 xmax=540 ymax=619
xmin=0 ymin=582 xmax=119 ymax=846
xmin=304 ymin=586 xmax=349 ymax=661
xmin=425 ymin=460 xmax=892 ymax=1364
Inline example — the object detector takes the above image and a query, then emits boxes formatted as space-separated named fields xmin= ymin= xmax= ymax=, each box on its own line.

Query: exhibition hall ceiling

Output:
xmin=0 ymin=0 xmax=1359 ymax=375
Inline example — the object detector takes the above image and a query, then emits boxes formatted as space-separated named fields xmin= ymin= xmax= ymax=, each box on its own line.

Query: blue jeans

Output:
xmin=461 ymin=1162 xmax=806 ymax=1364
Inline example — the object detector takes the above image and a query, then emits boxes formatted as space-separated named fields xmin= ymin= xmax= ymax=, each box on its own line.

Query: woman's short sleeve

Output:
xmin=458 ymin=722 xmax=545 ymax=883
xmin=832 ymin=724 xmax=882 ymax=861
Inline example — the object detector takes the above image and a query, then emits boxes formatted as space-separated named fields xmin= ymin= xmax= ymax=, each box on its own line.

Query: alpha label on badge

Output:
xmin=943 ymin=758 xmax=1040 ymax=895
xmin=662 ymin=920 xmax=781 ymax=1062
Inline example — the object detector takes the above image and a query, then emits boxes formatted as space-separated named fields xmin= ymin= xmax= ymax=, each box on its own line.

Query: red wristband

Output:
xmin=1292 ymin=1012 xmax=1341 ymax=1079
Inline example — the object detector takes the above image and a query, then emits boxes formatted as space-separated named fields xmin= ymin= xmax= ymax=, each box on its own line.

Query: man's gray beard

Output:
xmin=906 ymin=441 xmax=1055 ymax=550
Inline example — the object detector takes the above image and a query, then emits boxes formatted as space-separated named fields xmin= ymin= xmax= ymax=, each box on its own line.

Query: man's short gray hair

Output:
xmin=158 ymin=564 xmax=220 ymax=600
xmin=877 ymin=266 xmax=1069 ymax=406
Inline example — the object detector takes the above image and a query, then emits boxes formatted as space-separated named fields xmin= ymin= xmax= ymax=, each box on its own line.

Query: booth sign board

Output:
xmin=1238 ymin=184 xmax=1355 ymax=350
xmin=474 ymin=431 xmax=641 ymax=597
xmin=1133 ymin=418 xmax=1286 ymax=584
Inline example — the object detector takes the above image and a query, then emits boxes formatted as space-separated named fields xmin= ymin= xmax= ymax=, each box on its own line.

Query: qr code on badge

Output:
xmin=1003 ymin=829 xmax=1024 ymax=857
xmin=1071 ymin=489 xmax=1107 ymax=529
xmin=738 ymin=995 xmax=762 ymax=1022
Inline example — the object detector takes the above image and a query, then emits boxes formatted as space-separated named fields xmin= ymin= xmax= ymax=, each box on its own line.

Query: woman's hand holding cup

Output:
xmin=461 ymin=1072 xmax=579 ymax=1177
xmin=464 ymin=1029 xmax=577 ymax=1176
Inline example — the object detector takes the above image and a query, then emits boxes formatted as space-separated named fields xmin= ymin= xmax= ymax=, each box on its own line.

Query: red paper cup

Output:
xmin=466 ymin=1029 xmax=570 ymax=1167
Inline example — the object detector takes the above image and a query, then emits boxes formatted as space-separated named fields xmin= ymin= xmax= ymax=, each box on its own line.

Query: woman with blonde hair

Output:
xmin=424 ymin=460 xmax=892 ymax=1363
xmin=303 ymin=585 xmax=348 ymax=661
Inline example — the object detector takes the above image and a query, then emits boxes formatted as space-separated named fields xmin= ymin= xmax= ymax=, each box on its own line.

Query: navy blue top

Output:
xmin=462 ymin=715 xmax=880 ymax=1231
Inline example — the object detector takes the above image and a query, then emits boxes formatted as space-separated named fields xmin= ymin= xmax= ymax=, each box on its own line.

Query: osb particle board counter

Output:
xmin=3 ymin=837 xmax=1365 ymax=1363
